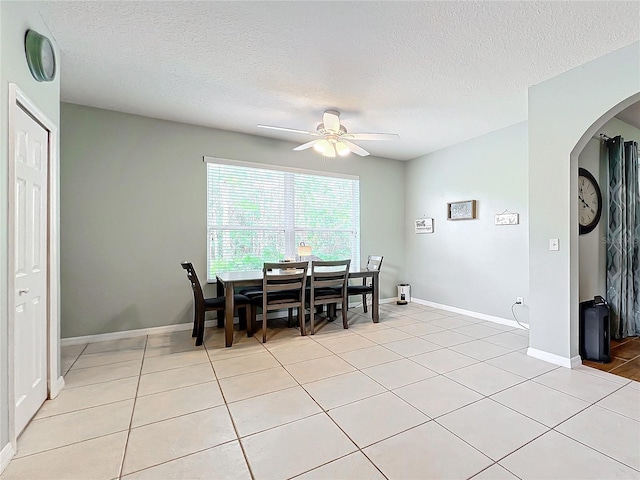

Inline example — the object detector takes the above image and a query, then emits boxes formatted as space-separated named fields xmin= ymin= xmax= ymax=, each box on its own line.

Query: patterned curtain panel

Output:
xmin=606 ymin=136 xmax=640 ymax=338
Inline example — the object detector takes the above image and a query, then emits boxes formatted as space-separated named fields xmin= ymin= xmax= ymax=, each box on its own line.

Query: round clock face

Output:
xmin=25 ymin=30 xmax=56 ymax=82
xmin=40 ymin=40 xmax=56 ymax=79
xmin=578 ymin=167 xmax=602 ymax=235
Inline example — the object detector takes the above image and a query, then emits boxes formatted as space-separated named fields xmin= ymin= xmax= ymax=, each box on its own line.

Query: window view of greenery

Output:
xmin=207 ymin=162 xmax=360 ymax=281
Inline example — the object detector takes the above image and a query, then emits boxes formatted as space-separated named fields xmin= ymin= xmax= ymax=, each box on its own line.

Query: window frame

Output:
xmin=204 ymin=156 xmax=360 ymax=282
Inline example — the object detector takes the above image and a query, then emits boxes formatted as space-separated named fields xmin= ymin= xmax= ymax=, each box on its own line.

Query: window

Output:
xmin=205 ymin=157 xmax=360 ymax=281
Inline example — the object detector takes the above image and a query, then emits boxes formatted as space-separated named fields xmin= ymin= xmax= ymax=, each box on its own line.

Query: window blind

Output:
xmin=206 ymin=158 xmax=360 ymax=281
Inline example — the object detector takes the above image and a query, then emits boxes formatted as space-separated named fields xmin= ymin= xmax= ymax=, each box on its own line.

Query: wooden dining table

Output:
xmin=215 ymin=266 xmax=380 ymax=347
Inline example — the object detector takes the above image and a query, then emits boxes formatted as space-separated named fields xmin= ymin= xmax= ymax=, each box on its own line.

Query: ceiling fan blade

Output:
xmin=257 ymin=124 xmax=319 ymax=136
xmin=323 ymin=111 xmax=341 ymax=133
xmin=293 ymin=139 xmax=319 ymax=151
xmin=342 ymin=133 xmax=399 ymax=141
xmin=341 ymin=139 xmax=370 ymax=156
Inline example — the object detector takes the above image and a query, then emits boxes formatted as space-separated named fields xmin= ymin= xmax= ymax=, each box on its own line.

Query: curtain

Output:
xmin=606 ymin=136 xmax=640 ymax=338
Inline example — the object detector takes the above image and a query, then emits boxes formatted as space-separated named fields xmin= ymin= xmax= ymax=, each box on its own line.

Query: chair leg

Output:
xmin=310 ymin=299 xmax=315 ymax=335
xmin=191 ymin=293 xmax=199 ymax=337
xmin=262 ymin=306 xmax=268 ymax=343
xmin=192 ymin=305 xmax=198 ymax=338
xmin=195 ymin=306 xmax=205 ymax=346
xmin=288 ymin=308 xmax=294 ymax=328
xmin=362 ymin=294 xmax=368 ymax=313
xmin=299 ymin=307 xmax=306 ymax=336
xmin=328 ymin=303 xmax=336 ymax=320
xmin=342 ymin=300 xmax=348 ymax=329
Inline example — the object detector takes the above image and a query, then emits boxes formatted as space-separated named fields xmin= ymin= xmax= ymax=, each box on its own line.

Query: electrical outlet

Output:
xmin=516 ymin=297 xmax=524 ymax=305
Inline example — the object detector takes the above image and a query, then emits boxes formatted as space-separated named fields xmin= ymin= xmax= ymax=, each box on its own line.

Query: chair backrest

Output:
xmin=262 ymin=261 xmax=309 ymax=308
xmin=181 ymin=262 xmax=205 ymax=306
xmin=366 ymin=255 xmax=384 ymax=271
xmin=310 ymin=259 xmax=351 ymax=297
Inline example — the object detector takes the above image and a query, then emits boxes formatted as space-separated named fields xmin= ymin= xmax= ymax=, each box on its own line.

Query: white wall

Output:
xmin=578 ymin=116 xmax=640 ymax=302
xmin=0 ymin=0 xmax=60 ymax=462
xmin=405 ymin=122 xmax=529 ymax=322
xmin=60 ymin=104 xmax=406 ymax=338
xmin=528 ymin=41 xmax=640 ymax=364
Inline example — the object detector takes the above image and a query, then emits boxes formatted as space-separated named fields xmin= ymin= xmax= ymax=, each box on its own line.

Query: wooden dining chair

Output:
xmin=249 ymin=262 xmax=309 ymax=343
xmin=347 ymin=255 xmax=383 ymax=313
xmin=307 ymin=259 xmax=351 ymax=334
xmin=180 ymin=262 xmax=250 ymax=346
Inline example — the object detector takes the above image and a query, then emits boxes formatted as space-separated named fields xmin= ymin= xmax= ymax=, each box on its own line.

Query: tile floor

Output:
xmin=2 ymin=303 xmax=639 ymax=480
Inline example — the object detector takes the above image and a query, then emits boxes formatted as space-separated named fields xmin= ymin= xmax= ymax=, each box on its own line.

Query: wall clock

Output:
xmin=578 ymin=167 xmax=602 ymax=235
xmin=25 ymin=30 xmax=56 ymax=82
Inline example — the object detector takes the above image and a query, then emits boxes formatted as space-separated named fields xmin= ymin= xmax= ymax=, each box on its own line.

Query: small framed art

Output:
xmin=494 ymin=212 xmax=519 ymax=225
xmin=447 ymin=200 xmax=477 ymax=220
xmin=415 ymin=218 xmax=434 ymax=234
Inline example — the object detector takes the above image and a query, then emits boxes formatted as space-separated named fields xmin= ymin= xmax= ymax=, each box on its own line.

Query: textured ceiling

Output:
xmin=32 ymin=1 xmax=640 ymax=160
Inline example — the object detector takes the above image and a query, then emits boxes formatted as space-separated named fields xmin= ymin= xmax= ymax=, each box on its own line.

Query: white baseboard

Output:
xmin=0 ymin=442 xmax=15 ymax=475
xmin=351 ymin=297 xmax=396 ymax=308
xmin=49 ymin=376 xmax=65 ymax=399
xmin=410 ymin=298 xmax=581 ymax=369
xmin=61 ymin=314 xmax=298 ymax=346
xmin=411 ymin=298 xmax=529 ymax=331
xmin=527 ymin=347 xmax=581 ymax=369
xmin=570 ymin=355 xmax=583 ymax=368
xmin=61 ymin=297 xmax=400 ymax=346
xmin=61 ymin=322 xmax=196 ymax=346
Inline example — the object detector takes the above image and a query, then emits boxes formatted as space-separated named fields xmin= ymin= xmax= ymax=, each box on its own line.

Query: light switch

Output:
xmin=549 ymin=238 xmax=559 ymax=251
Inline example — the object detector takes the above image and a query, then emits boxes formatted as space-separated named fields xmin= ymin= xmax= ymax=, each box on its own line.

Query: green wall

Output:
xmin=60 ymin=104 xmax=406 ymax=338
xmin=1 ymin=0 xmax=60 ymax=457
xmin=405 ymin=122 xmax=529 ymax=322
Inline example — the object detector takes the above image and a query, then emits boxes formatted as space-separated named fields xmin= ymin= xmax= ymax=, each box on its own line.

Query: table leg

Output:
xmin=225 ymin=282 xmax=234 ymax=347
xmin=216 ymin=279 xmax=225 ymax=328
xmin=372 ymin=273 xmax=379 ymax=323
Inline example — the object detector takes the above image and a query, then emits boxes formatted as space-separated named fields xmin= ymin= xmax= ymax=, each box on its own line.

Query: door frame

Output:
xmin=7 ymin=83 xmax=63 ymax=447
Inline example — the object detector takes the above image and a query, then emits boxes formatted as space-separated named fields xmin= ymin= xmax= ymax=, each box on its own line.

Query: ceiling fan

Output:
xmin=257 ymin=110 xmax=398 ymax=157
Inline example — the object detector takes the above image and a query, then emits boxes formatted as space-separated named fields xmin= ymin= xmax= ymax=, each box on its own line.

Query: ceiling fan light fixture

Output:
xmin=313 ymin=139 xmax=330 ymax=153
xmin=324 ymin=143 xmax=337 ymax=158
xmin=260 ymin=110 xmax=397 ymax=158
xmin=335 ymin=141 xmax=350 ymax=156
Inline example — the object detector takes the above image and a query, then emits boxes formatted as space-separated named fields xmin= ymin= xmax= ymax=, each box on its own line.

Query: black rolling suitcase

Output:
xmin=579 ymin=295 xmax=611 ymax=363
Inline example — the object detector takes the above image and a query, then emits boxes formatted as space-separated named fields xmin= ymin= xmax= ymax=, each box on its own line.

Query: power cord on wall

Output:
xmin=511 ymin=301 xmax=530 ymax=330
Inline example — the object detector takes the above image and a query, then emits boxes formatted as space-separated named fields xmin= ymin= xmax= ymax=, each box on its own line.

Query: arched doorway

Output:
xmin=527 ymin=41 xmax=640 ymax=368
xmin=572 ymin=96 xmax=640 ymax=378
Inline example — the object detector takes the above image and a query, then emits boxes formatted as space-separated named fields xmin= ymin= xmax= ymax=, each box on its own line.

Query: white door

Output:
xmin=13 ymin=105 xmax=49 ymax=435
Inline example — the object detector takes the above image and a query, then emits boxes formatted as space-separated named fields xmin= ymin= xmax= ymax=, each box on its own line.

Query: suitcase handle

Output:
xmin=594 ymin=295 xmax=607 ymax=306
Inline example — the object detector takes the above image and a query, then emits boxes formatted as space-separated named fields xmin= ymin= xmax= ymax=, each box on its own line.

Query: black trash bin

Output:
xmin=579 ymin=295 xmax=610 ymax=363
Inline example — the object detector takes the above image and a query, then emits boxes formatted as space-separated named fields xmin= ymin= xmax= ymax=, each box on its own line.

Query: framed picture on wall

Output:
xmin=415 ymin=218 xmax=434 ymax=234
xmin=447 ymin=200 xmax=477 ymax=220
xmin=495 ymin=212 xmax=519 ymax=225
